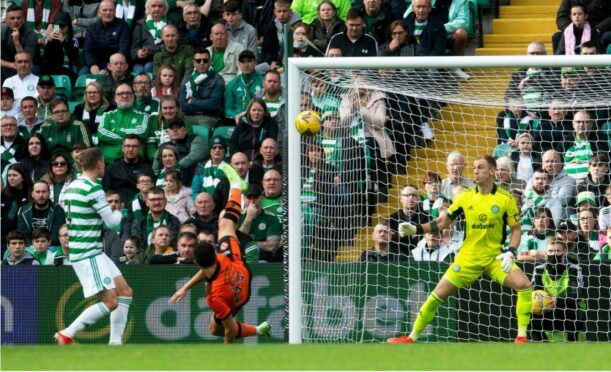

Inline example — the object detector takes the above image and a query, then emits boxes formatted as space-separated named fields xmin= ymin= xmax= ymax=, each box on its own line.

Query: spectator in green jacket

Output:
xmin=36 ymin=98 xmax=92 ymax=163
xmin=153 ymin=23 xmax=194 ymax=84
xmin=224 ymin=50 xmax=263 ymax=123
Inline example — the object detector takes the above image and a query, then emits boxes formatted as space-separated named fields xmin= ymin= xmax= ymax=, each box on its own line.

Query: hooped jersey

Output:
xmin=447 ymin=184 xmax=520 ymax=263
xmin=205 ymin=236 xmax=252 ymax=320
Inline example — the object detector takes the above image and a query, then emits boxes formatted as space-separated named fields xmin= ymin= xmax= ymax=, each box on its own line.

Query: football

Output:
xmin=531 ymin=289 xmax=555 ymax=315
xmin=295 ymin=110 xmax=321 ymax=136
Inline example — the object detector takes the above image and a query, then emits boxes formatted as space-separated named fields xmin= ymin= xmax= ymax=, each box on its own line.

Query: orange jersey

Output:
xmin=206 ymin=236 xmax=252 ymax=320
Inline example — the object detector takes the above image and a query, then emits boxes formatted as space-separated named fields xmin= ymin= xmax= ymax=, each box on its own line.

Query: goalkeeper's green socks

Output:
xmin=516 ymin=288 xmax=533 ymax=337
xmin=409 ymin=292 xmax=444 ymax=341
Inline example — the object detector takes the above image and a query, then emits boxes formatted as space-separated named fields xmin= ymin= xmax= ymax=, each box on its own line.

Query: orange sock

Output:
xmin=237 ymin=322 xmax=257 ymax=338
xmin=224 ymin=188 xmax=242 ymax=224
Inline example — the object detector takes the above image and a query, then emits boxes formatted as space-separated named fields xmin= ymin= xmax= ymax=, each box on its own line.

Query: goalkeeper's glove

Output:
xmin=496 ymin=251 xmax=514 ymax=273
xmin=398 ymin=222 xmax=418 ymax=237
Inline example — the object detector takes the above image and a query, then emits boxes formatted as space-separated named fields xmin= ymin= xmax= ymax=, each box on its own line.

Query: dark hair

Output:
xmin=49 ymin=97 xmax=68 ymax=113
xmin=570 ymin=3 xmax=587 ymax=14
xmin=43 ymin=153 xmax=73 ymax=185
xmin=27 ymin=133 xmax=51 ymax=160
xmin=476 ymin=154 xmax=497 ymax=168
xmin=33 ymin=179 xmax=50 ymax=190
xmin=78 ymin=148 xmax=103 ymax=171
xmin=589 ymin=152 xmax=609 ymax=165
xmin=194 ymin=47 xmax=211 ymax=57
xmin=158 ymin=144 xmax=179 ymax=167
xmin=532 ymin=207 xmax=555 ymax=232
xmin=21 ymin=96 xmax=38 ymax=107
xmin=274 ymin=0 xmax=291 ymax=8
xmin=136 ymin=172 xmax=153 ymax=182
xmin=124 ymin=235 xmax=142 ymax=251
xmin=2 ymin=163 xmax=33 ymax=199
xmin=388 ymin=19 xmax=411 ymax=43
xmin=148 ymin=187 xmax=165 ymax=196
xmin=32 ymin=227 xmax=51 ymax=241
xmin=193 ymin=242 xmax=217 ymax=268
xmin=178 ymin=231 xmax=197 ymax=242
xmin=265 ymin=69 xmax=281 ymax=80
xmin=581 ymin=40 xmax=597 ymax=50
xmin=165 ymin=170 xmax=183 ymax=189
xmin=6 ymin=4 xmax=22 ymax=13
xmin=345 ymin=8 xmax=363 ymax=21
xmin=124 ymin=133 xmax=142 ymax=143
xmin=7 ymin=230 xmax=26 ymax=243
xmin=223 ymin=0 xmax=241 ymax=13
xmin=105 ymin=189 xmax=121 ymax=199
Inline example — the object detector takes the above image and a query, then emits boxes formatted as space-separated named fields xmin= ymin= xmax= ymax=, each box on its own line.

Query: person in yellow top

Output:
xmin=387 ymin=155 xmax=533 ymax=344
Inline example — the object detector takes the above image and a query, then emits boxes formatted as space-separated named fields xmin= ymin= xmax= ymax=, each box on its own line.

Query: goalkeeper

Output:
xmin=387 ymin=155 xmax=533 ymax=344
xmin=530 ymin=238 xmax=586 ymax=342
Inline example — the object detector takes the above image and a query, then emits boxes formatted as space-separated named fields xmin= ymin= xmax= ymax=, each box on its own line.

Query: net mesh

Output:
xmin=295 ymin=63 xmax=611 ymax=343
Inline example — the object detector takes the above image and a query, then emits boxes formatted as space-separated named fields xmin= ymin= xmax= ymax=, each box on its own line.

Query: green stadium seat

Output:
xmin=68 ymin=101 xmax=80 ymax=112
xmin=192 ymin=125 xmax=211 ymax=145
xmin=73 ymin=74 xmax=103 ymax=101
xmin=51 ymin=75 xmax=72 ymax=100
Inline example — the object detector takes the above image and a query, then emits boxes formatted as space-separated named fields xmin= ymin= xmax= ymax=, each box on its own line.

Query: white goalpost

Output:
xmin=287 ymin=55 xmax=611 ymax=344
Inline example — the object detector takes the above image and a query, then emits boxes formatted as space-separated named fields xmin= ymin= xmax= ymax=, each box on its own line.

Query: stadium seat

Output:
xmin=51 ymin=75 xmax=72 ymax=101
xmin=68 ymin=101 xmax=80 ymax=112
xmin=192 ymin=125 xmax=211 ymax=145
xmin=73 ymin=74 xmax=103 ymax=102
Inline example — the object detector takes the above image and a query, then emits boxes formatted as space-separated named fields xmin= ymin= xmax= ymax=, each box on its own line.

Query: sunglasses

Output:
xmin=194 ymin=58 xmax=210 ymax=64
xmin=52 ymin=161 xmax=68 ymax=167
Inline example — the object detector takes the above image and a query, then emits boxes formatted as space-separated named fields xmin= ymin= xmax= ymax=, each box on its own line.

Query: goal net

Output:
xmin=286 ymin=55 xmax=611 ymax=343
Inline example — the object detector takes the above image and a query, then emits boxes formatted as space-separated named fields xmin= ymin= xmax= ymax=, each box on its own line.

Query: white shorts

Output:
xmin=72 ymin=253 xmax=122 ymax=298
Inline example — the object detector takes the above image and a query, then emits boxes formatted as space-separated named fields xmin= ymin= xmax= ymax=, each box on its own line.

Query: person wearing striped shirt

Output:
xmin=54 ymin=147 xmax=133 ymax=346
xmin=564 ymin=111 xmax=608 ymax=181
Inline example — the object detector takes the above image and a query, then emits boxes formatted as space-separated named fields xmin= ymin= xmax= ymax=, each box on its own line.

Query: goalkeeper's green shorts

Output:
xmin=442 ymin=253 xmax=519 ymax=288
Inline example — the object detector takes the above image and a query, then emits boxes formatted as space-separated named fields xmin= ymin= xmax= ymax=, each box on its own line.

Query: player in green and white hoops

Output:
xmin=54 ymin=148 xmax=133 ymax=346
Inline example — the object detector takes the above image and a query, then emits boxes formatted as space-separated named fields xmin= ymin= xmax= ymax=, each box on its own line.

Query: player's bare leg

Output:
xmin=209 ymin=315 xmax=271 ymax=343
xmin=388 ymin=278 xmax=458 ymax=343
xmin=504 ymin=268 xmax=532 ymax=343
xmin=109 ymin=275 xmax=133 ymax=345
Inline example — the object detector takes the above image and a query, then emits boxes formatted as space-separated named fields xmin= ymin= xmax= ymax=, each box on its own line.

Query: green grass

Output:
xmin=2 ymin=343 xmax=611 ymax=370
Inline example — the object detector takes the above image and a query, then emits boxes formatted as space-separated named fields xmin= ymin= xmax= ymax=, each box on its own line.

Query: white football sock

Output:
xmin=109 ymin=296 xmax=132 ymax=345
xmin=62 ymin=302 xmax=110 ymax=338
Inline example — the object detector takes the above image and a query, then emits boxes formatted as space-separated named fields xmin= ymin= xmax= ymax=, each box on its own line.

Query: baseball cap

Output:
xmin=165 ymin=117 xmax=185 ymax=129
xmin=238 ymin=50 xmax=256 ymax=62
xmin=37 ymin=75 xmax=55 ymax=87
xmin=576 ymin=191 xmax=597 ymax=207
xmin=557 ymin=218 xmax=578 ymax=232
xmin=561 ymin=66 xmax=580 ymax=76
xmin=210 ymin=135 xmax=226 ymax=150
xmin=1 ymin=87 xmax=14 ymax=99
xmin=244 ymin=183 xmax=263 ymax=198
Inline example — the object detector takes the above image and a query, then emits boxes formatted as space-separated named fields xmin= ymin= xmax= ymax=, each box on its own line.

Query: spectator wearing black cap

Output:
xmin=1 ymin=87 xmax=20 ymax=117
xmin=206 ymin=22 xmax=245 ymax=86
xmin=42 ymin=11 xmax=78 ymax=80
xmin=1 ymin=4 xmax=39 ymax=81
xmin=83 ymin=0 xmax=131 ymax=75
xmin=224 ymin=50 xmax=263 ymax=124
xmin=179 ymin=47 xmax=225 ymax=127
xmin=103 ymin=133 xmax=155 ymax=206
xmin=238 ymin=182 xmax=282 ymax=262
xmin=35 ymin=75 xmax=58 ymax=122
xmin=191 ymin=134 xmax=228 ymax=197
xmin=2 ymin=52 xmax=38 ymax=104
xmin=151 ymin=117 xmax=207 ymax=186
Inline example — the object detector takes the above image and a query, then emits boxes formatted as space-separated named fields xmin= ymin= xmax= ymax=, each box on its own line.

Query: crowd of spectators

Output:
xmin=1 ymin=0 xmax=610 ymax=267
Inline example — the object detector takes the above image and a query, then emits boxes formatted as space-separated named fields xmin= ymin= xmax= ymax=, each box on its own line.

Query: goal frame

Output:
xmin=286 ymin=54 xmax=611 ymax=344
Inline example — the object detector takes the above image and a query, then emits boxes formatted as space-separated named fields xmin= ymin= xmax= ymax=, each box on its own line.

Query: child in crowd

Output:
xmin=131 ymin=173 xmax=154 ymax=221
xmin=164 ymin=170 xmax=195 ymax=223
xmin=556 ymin=3 xmax=599 ymax=55
xmin=27 ymin=228 xmax=59 ymax=265
xmin=594 ymin=227 xmax=611 ymax=261
xmin=117 ymin=236 xmax=142 ymax=265
xmin=2 ymin=230 xmax=39 ymax=265
xmin=510 ymin=132 xmax=541 ymax=182
xmin=152 ymin=65 xmax=179 ymax=98
xmin=518 ymin=207 xmax=555 ymax=262
xmin=493 ymin=96 xmax=528 ymax=157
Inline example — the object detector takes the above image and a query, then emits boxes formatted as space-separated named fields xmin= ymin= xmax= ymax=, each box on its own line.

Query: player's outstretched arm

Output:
xmin=168 ymin=269 xmax=207 ymax=304
xmin=399 ymin=214 xmax=452 ymax=237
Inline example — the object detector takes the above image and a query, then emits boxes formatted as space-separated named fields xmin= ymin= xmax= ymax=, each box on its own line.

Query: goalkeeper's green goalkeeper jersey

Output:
xmin=447 ymin=184 xmax=520 ymax=263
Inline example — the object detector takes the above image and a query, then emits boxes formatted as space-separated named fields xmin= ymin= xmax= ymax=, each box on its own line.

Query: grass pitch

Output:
xmin=2 ymin=343 xmax=610 ymax=370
